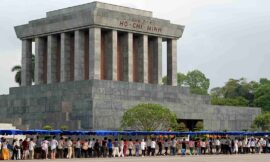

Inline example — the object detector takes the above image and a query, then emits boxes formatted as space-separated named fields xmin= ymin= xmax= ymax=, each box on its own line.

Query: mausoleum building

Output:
xmin=0 ymin=2 xmax=260 ymax=131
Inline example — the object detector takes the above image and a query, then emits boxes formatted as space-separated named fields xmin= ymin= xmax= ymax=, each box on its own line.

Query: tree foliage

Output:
xmin=11 ymin=54 xmax=35 ymax=85
xmin=43 ymin=124 xmax=53 ymax=130
xmin=254 ymin=79 xmax=270 ymax=112
xmin=176 ymin=122 xmax=189 ymax=132
xmin=162 ymin=72 xmax=186 ymax=86
xmin=185 ymin=70 xmax=210 ymax=95
xmin=253 ymin=112 xmax=270 ymax=131
xmin=162 ymin=70 xmax=210 ymax=95
xmin=121 ymin=103 xmax=178 ymax=131
xmin=194 ymin=121 xmax=204 ymax=131
xmin=211 ymin=78 xmax=270 ymax=111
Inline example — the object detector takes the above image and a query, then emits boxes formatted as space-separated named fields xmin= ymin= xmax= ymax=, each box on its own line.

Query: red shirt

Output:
xmin=22 ymin=140 xmax=29 ymax=150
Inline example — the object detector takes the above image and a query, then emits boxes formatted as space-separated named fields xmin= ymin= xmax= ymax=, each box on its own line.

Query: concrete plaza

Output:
xmin=5 ymin=154 xmax=270 ymax=162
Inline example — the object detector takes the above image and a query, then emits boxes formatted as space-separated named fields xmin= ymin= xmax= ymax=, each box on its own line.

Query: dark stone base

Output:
xmin=0 ymin=80 xmax=261 ymax=130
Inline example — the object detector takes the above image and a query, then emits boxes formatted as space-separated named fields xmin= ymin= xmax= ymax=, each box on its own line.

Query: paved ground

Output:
xmin=4 ymin=154 xmax=270 ymax=162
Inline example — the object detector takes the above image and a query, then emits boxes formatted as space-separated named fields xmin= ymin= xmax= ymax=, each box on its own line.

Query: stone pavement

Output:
xmin=5 ymin=154 xmax=270 ymax=162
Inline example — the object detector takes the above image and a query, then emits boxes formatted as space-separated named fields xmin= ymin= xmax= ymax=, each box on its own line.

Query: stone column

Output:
xmin=167 ymin=39 xmax=177 ymax=86
xmin=60 ymin=33 xmax=71 ymax=82
xmin=89 ymin=28 xmax=101 ymax=80
xmin=21 ymin=39 xmax=32 ymax=86
xmin=47 ymin=35 xmax=57 ymax=83
xmin=123 ymin=33 xmax=133 ymax=82
xmin=153 ymin=37 xmax=162 ymax=84
xmin=106 ymin=30 xmax=117 ymax=80
xmin=35 ymin=37 xmax=46 ymax=85
xmin=138 ymin=35 xmax=148 ymax=83
xmin=74 ymin=30 xmax=85 ymax=81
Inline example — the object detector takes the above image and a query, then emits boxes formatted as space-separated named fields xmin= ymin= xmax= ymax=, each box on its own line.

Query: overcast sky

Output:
xmin=0 ymin=0 xmax=269 ymax=94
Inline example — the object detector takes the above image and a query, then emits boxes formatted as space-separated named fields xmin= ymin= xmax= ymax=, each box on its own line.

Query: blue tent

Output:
xmin=1 ymin=129 xmax=270 ymax=137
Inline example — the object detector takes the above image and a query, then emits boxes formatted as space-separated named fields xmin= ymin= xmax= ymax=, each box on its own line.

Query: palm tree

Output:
xmin=11 ymin=65 xmax=22 ymax=85
xmin=11 ymin=54 xmax=35 ymax=86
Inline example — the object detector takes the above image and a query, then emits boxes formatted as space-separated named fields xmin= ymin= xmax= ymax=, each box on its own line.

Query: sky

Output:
xmin=0 ymin=0 xmax=270 ymax=94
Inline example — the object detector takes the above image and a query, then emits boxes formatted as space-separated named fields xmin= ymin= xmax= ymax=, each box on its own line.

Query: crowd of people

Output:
xmin=1 ymin=136 xmax=270 ymax=160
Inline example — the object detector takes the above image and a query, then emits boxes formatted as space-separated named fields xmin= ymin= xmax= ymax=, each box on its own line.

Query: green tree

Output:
xmin=60 ymin=125 xmax=69 ymax=130
xmin=253 ymin=112 xmax=270 ymax=131
xmin=185 ymin=70 xmax=210 ymax=95
xmin=11 ymin=65 xmax=22 ymax=85
xmin=211 ymin=97 xmax=249 ymax=106
xmin=121 ymin=103 xmax=178 ymax=131
xmin=210 ymin=78 xmax=262 ymax=107
xmin=254 ymin=79 xmax=270 ymax=112
xmin=162 ymin=72 xmax=186 ymax=86
xmin=177 ymin=122 xmax=188 ymax=132
xmin=194 ymin=121 xmax=204 ymax=131
xmin=43 ymin=124 xmax=53 ymax=130
xmin=11 ymin=54 xmax=35 ymax=85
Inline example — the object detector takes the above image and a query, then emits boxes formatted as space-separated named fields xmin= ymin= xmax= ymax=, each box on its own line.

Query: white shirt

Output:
xmin=76 ymin=141 xmax=81 ymax=148
xmin=215 ymin=140 xmax=220 ymax=146
xmin=151 ymin=141 xmax=156 ymax=148
xmin=90 ymin=140 xmax=95 ymax=148
xmin=141 ymin=141 xmax=146 ymax=150
xmin=29 ymin=141 xmax=36 ymax=151
xmin=50 ymin=139 xmax=58 ymax=150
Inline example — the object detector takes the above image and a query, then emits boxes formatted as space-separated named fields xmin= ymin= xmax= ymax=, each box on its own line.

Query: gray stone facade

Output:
xmin=0 ymin=80 xmax=261 ymax=131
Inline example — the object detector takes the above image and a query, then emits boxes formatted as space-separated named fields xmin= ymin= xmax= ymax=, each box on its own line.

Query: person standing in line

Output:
xmin=1 ymin=138 xmax=9 ymax=160
xmin=119 ymin=138 xmax=124 ymax=157
xmin=171 ymin=138 xmax=177 ymax=156
xmin=82 ymin=139 xmax=89 ymax=158
xmin=12 ymin=139 xmax=19 ymax=160
xmin=135 ymin=139 xmax=140 ymax=157
xmin=123 ymin=139 xmax=128 ymax=156
xmin=113 ymin=139 xmax=119 ymax=157
xmin=250 ymin=138 xmax=255 ymax=153
xmin=181 ymin=138 xmax=187 ymax=156
xmin=234 ymin=138 xmax=239 ymax=154
xmin=41 ymin=137 xmax=49 ymax=160
xmin=201 ymin=139 xmax=206 ymax=155
xmin=29 ymin=138 xmax=36 ymax=160
xmin=128 ymin=139 xmax=133 ymax=156
xmin=67 ymin=137 xmax=73 ymax=159
xmin=108 ymin=139 xmax=113 ymax=158
xmin=102 ymin=137 xmax=108 ymax=158
xmin=209 ymin=138 xmax=213 ymax=154
xmin=50 ymin=136 xmax=58 ymax=160
xmin=89 ymin=138 xmax=95 ymax=157
xmin=141 ymin=139 xmax=146 ymax=157
xmin=157 ymin=139 xmax=162 ymax=156
xmin=57 ymin=137 xmax=64 ymax=159
xmin=261 ymin=138 xmax=267 ymax=153
xmin=75 ymin=138 xmax=81 ymax=158
xmin=196 ymin=138 xmax=202 ymax=155
xmin=215 ymin=138 xmax=220 ymax=154
xmin=238 ymin=138 xmax=243 ymax=154
xmin=22 ymin=138 xmax=30 ymax=160
xmin=34 ymin=136 xmax=41 ymax=159
xmin=164 ymin=139 xmax=169 ymax=155
xmin=267 ymin=139 xmax=270 ymax=153
xmin=150 ymin=138 xmax=156 ymax=156
xmin=94 ymin=139 xmax=100 ymax=158
xmin=63 ymin=139 xmax=68 ymax=158
xmin=189 ymin=138 xmax=195 ymax=155
xmin=146 ymin=138 xmax=151 ymax=156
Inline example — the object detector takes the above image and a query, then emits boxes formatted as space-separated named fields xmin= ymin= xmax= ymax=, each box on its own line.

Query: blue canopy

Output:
xmin=1 ymin=129 xmax=270 ymax=137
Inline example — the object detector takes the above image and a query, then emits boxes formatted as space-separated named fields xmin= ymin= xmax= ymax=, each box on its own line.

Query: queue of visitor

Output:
xmin=1 ymin=135 xmax=270 ymax=160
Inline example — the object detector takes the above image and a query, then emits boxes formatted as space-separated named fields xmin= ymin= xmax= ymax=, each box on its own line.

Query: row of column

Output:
xmin=21 ymin=28 xmax=177 ymax=86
